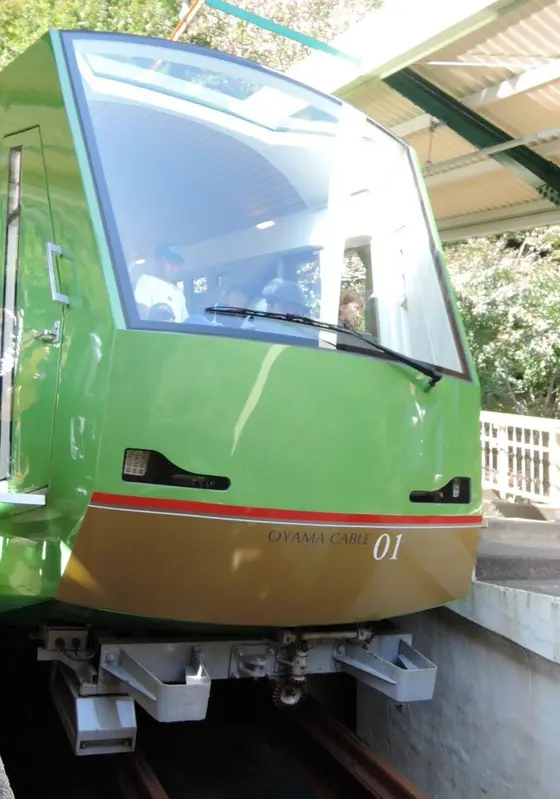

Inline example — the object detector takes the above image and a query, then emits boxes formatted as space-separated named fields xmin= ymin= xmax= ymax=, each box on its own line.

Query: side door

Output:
xmin=0 ymin=128 xmax=66 ymax=504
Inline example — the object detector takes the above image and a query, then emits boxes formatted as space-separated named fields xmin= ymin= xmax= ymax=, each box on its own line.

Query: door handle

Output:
xmin=46 ymin=242 xmax=69 ymax=305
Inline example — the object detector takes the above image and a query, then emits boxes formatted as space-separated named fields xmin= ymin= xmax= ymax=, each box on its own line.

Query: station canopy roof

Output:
xmin=284 ymin=0 xmax=560 ymax=241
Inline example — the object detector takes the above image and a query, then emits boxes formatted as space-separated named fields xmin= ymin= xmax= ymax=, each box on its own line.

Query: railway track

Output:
xmin=96 ymin=703 xmax=430 ymax=799
xmin=109 ymin=751 xmax=170 ymax=799
xmin=0 ymin=650 xmax=428 ymax=799
xmin=288 ymin=701 xmax=430 ymax=799
xmin=2 ymin=705 xmax=429 ymax=799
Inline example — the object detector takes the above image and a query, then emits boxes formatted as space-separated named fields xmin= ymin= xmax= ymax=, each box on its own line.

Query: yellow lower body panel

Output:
xmin=56 ymin=506 xmax=481 ymax=627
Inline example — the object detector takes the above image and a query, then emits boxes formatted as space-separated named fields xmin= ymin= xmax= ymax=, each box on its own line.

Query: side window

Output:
xmin=191 ymin=276 xmax=208 ymax=310
xmin=340 ymin=245 xmax=378 ymax=338
xmin=292 ymin=250 xmax=321 ymax=318
xmin=0 ymin=148 xmax=23 ymax=480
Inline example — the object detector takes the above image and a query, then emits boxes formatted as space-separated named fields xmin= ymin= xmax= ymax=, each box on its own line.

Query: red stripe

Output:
xmin=91 ymin=492 xmax=482 ymax=526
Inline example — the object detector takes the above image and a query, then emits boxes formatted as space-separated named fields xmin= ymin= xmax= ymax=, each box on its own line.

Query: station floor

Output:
xmin=476 ymin=514 xmax=560 ymax=586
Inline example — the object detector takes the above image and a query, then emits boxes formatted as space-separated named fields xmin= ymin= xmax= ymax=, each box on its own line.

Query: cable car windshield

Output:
xmin=64 ymin=32 xmax=467 ymax=377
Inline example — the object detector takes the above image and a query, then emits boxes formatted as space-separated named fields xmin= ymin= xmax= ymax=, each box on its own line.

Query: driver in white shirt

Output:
xmin=134 ymin=243 xmax=188 ymax=323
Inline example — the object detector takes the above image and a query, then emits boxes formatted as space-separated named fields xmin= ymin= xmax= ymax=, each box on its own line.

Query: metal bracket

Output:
xmin=38 ymin=622 xmax=437 ymax=753
xmin=230 ymin=644 xmax=276 ymax=679
xmin=333 ymin=633 xmax=436 ymax=702
xmin=41 ymin=625 xmax=90 ymax=652
xmin=99 ymin=642 xmax=211 ymax=723
xmin=50 ymin=663 xmax=136 ymax=756
xmin=539 ymin=182 xmax=560 ymax=206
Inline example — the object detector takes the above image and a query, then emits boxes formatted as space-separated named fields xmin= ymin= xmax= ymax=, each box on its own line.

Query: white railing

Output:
xmin=481 ymin=411 xmax=560 ymax=505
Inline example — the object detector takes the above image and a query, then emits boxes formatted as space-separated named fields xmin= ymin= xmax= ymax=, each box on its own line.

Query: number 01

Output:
xmin=373 ymin=533 xmax=403 ymax=561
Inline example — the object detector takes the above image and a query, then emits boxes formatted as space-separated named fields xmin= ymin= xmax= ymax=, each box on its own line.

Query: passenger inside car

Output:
xmin=134 ymin=243 xmax=189 ymax=322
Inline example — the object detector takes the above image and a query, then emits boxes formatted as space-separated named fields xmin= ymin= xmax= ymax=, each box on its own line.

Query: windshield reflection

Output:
xmin=65 ymin=33 xmax=465 ymax=375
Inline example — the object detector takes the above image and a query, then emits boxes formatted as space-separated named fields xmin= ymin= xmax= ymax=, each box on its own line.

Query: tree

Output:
xmin=0 ymin=0 xmax=381 ymax=71
xmin=0 ymin=0 xmax=179 ymax=68
xmin=187 ymin=1 xmax=381 ymax=71
xmin=445 ymin=228 xmax=560 ymax=418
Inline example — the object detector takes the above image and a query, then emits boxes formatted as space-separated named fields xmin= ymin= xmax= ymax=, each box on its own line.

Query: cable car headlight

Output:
xmin=123 ymin=449 xmax=151 ymax=478
xmin=121 ymin=449 xmax=231 ymax=491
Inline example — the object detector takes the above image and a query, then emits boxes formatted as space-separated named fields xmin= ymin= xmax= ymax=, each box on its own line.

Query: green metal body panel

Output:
xmin=0 ymin=33 xmax=116 ymax=611
xmin=98 ymin=331 xmax=480 ymax=515
xmin=0 ymin=32 xmax=482 ymax=631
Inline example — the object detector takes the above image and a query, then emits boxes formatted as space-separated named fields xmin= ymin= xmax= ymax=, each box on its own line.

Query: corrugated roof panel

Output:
xmin=415 ymin=0 xmax=560 ymax=96
xmin=345 ymin=2 xmax=560 ymax=140
xmin=329 ymin=0 xmax=560 ymax=235
xmin=482 ymin=80 xmax=560 ymax=136
xmin=344 ymin=81 xmax=423 ymax=127
xmin=429 ymin=169 xmax=541 ymax=220
xmin=429 ymin=0 xmax=558 ymax=58
xmin=414 ymin=63 xmax=518 ymax=97
xmin=438 ymin=197 xmax=557 ymax=228
xmin=408 ymin=127 xmax=478 ymax=166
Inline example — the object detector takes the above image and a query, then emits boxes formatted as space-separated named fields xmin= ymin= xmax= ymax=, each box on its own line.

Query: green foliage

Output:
xmin=187 ymin=1 xmax=381 ymax=71
xmin=445 ymin=228 xmax=560 ymax=418
xmin=0 ymin=0 xmax=180 ymax=68
xmin=0 ymin=0 xmax=381 ymax=71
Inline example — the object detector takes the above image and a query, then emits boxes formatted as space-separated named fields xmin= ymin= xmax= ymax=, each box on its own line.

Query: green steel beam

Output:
xmin=205 ymin=0 xmax=361 ymax=66
xmin=385 ymin=68 xmax=560 ymax=206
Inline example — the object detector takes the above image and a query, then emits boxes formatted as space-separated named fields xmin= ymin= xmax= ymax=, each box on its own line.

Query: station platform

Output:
xmin=449 ymin=514 xmax=560 ymax=668
xmin=476 ymin=516 xmax=560 ymax=582
xmin=357 ymin=508 xmax=560 ymax=799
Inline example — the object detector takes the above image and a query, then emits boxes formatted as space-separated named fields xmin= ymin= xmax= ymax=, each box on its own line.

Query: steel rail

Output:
xmin=110 ymin=751 xmax=170 ymax=799
xmin=293 ymin=702 xmax=431 ymax=799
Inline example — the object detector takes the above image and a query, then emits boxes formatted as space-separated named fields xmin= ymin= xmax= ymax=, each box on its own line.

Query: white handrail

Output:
xmin=480 ymin=411 xmax=560 ymax=505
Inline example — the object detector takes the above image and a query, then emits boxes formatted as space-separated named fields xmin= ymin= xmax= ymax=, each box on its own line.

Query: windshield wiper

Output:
xmin=205 ymin=306 xmax=442 ymax=388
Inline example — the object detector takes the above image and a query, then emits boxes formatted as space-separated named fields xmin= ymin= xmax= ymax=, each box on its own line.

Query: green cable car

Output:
xmin=0 ymin=30 xmax=482 ymax=755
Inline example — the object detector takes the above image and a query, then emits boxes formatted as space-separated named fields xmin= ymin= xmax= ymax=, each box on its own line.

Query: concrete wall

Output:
xmin=358 ymin=608 xmax=560 ymax=799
